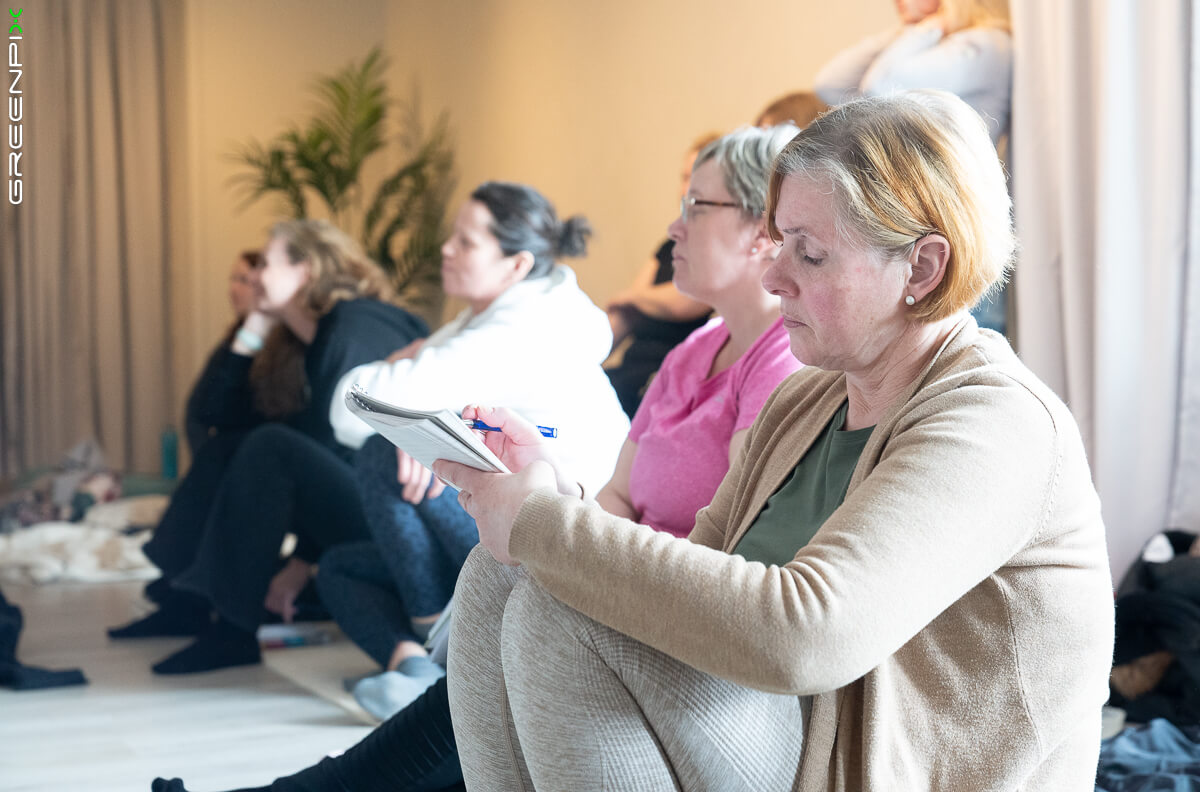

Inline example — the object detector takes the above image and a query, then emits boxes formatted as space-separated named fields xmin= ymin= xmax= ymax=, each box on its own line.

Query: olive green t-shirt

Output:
xmin=733 ymin=401 xmax=874 ymax=566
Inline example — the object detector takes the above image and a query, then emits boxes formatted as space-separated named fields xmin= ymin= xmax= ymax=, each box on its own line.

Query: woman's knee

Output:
xmin=354 ymin=433 xmax=398 ymax=480
xmin=449 ymin=547 xmax=520 ymax=651
xmin=239 ymin=422 xmax=298 ymax=455
xmin=455 ymin=546 xmax=513 ymax=600
xmin=224 ymin=423 xmax=304 ymax=479
xmin=503 ymin=576 xmax=587 ymax=649
xmin=501 ymin=577 xmax=616 ymax=690
xmin=315 ymin=542 xmax=374 ymax=592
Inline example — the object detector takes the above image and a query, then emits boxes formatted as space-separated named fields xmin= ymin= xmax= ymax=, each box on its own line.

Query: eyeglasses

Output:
xmin=680 ymin=196 xmax=741 ymax=224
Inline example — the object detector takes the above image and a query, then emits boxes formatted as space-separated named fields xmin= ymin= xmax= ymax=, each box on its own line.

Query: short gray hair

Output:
xmin=694 ymin=124 xmax=800 ymax=220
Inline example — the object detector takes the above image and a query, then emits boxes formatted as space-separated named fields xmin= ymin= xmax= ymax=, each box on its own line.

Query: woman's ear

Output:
xmin=751 ymin=222 xmax=779 ymax=258
xmin=508 ymin=250 xmax=535 ymax=282
xmin=907 ymin=234 xmax=950 ymax=301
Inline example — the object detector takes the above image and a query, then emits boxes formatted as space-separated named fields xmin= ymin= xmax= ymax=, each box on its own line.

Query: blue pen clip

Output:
xmin=465 ymin=419 xmax=557 ymax=439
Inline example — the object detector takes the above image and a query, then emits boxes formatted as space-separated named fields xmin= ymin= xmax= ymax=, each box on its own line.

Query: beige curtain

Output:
xmin=0 ymin=0 xmax=179 ymax=479
xmin=1010 ymin=0 xmax=1200 ymax=579
xmin=1169 ymin=7 xmax=1200 ymax=540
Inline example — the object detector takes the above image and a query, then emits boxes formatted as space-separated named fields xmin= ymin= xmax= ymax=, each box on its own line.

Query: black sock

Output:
xmin=151 ymin=618 xmax=260 ymax=675
xmin=0 ymin=661 xmax=88 ymax=690
xmin=143 ymin=576 xmax=175 ymax=605
xmin=108 ymin=591 xmax=212 ymax=639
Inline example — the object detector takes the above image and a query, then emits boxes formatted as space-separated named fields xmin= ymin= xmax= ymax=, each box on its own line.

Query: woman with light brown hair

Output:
xmin=437 ymin=91 xmax=1112 ymax=790
xmin=753 ymin=90 xmax=827 ymax=129
xmin=109 ymin=219 xmax=428 ymax=675
xmin=182 ymin=249 xmax=307 ymax=457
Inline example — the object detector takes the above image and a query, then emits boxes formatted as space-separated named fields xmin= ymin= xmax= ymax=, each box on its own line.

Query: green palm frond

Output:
xmin=312 ymin=48 xmax=388 ymax=179
xmin=365 ymin=110 xmax=454 ymax=271
xmin=227 ymin=140 xmax=308 ymax=218
xmin=228 ymin=46 xmax=455 ymax=313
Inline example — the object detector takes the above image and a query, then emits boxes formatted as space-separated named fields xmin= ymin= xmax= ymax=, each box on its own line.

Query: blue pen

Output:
xmin=465 ymin=419 xmax=557 ymax=439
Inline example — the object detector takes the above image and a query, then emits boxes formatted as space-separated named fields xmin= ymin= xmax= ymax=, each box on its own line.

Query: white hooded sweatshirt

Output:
xmin=330 ymin=265 xmax=629 ymax=493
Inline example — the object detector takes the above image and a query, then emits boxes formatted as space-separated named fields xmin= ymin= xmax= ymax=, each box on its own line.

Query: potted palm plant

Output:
xmin=230 ymin=47 xmax=454 ymax=326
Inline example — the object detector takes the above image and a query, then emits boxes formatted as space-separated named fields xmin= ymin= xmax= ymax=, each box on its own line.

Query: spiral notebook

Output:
xmin=344 ymin=387 xmax=509 ymax=475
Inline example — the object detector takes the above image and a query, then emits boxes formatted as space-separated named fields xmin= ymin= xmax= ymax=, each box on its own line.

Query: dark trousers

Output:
xmin=142 ymin=429 xmax=248 ymax=579
xmin=317 ymin=434 xmax=477 ymax=665
xmin=174 ymin=424 xmax=371 ymax=633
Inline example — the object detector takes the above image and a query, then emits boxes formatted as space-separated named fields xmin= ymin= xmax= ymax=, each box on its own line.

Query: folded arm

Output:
xmin=508 ymin=382 xmax=1058 ymax=695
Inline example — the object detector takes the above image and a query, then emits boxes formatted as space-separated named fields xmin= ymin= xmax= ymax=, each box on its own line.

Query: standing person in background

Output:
xmin=814 ymin=0 xmax=1011 ymax=144
xmin=814 ymin=0 xmax=1012 ymax=334
xmin=603 ymin=133 xmax=718 ymax=417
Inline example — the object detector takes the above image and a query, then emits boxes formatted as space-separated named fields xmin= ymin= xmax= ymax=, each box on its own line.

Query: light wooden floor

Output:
xmin=0 ymin=580 xmax=377 ymax=792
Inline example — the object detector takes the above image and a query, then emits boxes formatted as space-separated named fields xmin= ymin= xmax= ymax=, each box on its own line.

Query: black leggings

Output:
xmin=273 ymin=677 xmax=461 ymax=791
xmin=153 ymin=677 xmax=462 ymax=792
xmin=143 ymin=430 xmax=248 ymax=580
xmin=172 ymin=423 xmax=371 ymax=632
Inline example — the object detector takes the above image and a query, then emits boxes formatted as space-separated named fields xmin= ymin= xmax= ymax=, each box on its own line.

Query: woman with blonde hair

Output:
xmin=110 ymin=220 xmax=428 ymax=675
xmin=437 ymin=91 xmax=1112 ymax=790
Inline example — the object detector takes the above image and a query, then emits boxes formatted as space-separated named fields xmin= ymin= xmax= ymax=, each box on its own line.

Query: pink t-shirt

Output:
xmin=628 ymin=316 xmax=802 ymax=538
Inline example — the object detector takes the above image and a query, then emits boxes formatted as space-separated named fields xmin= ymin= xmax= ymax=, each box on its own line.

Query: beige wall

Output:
xmin=173 ymin=0 xmax=894 ymax=427
xmin=173 ymin=0 xmax=391 ymax=425
xmin=380 ymin=0 xmax=892 ymax=301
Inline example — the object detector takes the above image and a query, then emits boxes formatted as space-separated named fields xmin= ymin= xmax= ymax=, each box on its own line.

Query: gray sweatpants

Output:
xmin=447 ymin=546 xmax=808 ymax=791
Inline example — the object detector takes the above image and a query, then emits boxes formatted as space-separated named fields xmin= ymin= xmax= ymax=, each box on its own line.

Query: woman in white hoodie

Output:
xmin=320 ymin=181 xmax=628 ymax=717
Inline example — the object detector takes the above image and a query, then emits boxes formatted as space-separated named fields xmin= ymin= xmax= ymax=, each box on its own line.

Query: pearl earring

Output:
xmin=750 ymin=246 xmax=759 ymax=254
xmin=905 ymin=295 xmax=916 ymax=306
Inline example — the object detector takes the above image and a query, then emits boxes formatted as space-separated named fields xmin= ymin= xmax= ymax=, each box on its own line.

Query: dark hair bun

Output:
xmin=556 ymin=215 xmax=592 ymax=259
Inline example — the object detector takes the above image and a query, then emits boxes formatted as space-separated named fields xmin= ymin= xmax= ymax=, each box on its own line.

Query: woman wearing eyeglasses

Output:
xmin=603 ymin=133 xmax=717 ymax=418
xmin=601 ymin=122 xmax=807 ymax=534
xmin=537 ymin=123 xmax=805 ymax=546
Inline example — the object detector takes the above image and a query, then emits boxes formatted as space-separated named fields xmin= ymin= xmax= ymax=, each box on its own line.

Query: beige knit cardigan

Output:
xmin=510 ymin=318 xmax=1115 ymax=791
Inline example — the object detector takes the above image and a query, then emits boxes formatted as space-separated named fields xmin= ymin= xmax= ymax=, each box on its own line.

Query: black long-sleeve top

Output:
xmin=183 ymin=299 xmax=429 ymax=461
